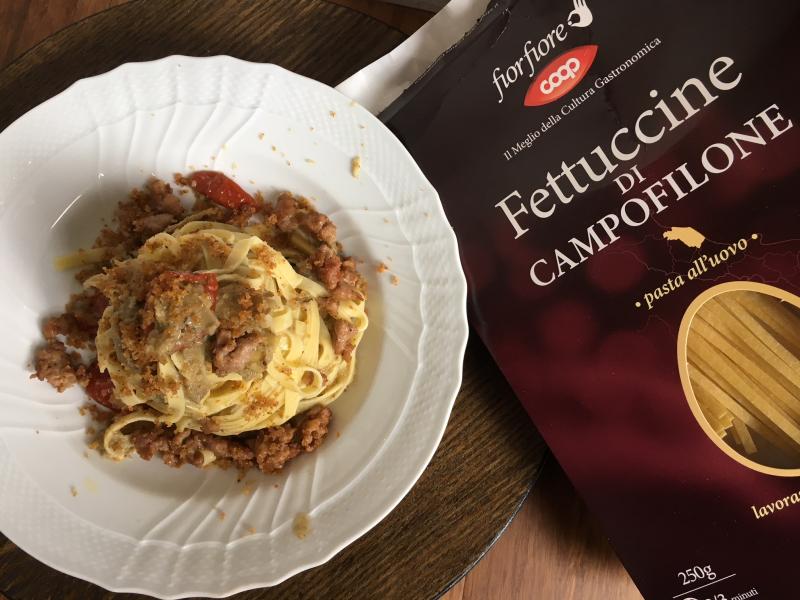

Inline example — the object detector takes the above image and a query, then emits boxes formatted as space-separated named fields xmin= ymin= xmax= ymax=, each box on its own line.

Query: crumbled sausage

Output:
xmin=133 ymin=213 xmax=176 ymax=235
xmin=270 ymin=192 xmax=338 ymax=246
xmin=31 ymin=340 xmax=87 ymax=392
xmin=262 ymin=192 xmax=366 ymax=354
xmin=274 ymin=192 xmax=299 ymax=232
xmin=332 ymin=320 xmax=357 ymax=360
xmin=201 ymin=433 xmax=256 ymax=463
xmin=42 ymin=290 xmax=107 ymax=348
xmin=331 ymin=283 xmax=363 ymax=302
xmin=130 ymin=426 xmax=254 ymax=468
xmin=213 ymin=330 xmax=262 ymax=376
xmin=94 ymin=177 xmax=188 ymax=256
xmin=127 ymin=406 xmax=330 ymax=473
xmin=130 ymin=427 xmax=165 ymax=461
xmin=303 ymin=211 xmax=337 ymax=246
xmin=297 ymin=405 xmax=332 ymax=451
xmin=309 ymin=246 xmax=364 ymax=304
xmin=213 ymin=329 xmax=236 ymax=364
xmin=252 ymin=406 xmax=332 ymax=473
xmin=317 ymin=296 xmax=339 ymax=317
xmin=312 ymin=244 xmax=342 ymax=290
xmin=146 ymin=180 xmax=184 ymax=216
xmin=253 ymin=425 xmax=301 ymax=473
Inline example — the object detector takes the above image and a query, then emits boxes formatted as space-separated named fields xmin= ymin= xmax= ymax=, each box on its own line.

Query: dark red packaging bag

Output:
xmin=384 ymin=1 xmax=800 ymax=597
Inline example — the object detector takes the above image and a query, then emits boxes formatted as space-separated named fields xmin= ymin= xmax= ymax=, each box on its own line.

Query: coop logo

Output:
xmin=524 ymin=45 xmax=598 ymax=106
xmin=490 ymin=0 xmax=594 ymax=104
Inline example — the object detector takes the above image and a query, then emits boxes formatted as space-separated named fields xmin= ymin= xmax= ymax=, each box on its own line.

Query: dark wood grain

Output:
xmin=0 ymin=0 xmax=414 ymax=131
xmin=452 ymin=460 xmax=643 ymax=600
xmin=0 ymin=0 xmax=431 ymax=73
xmin=0 ymin=0 xmax=129 ymax=67
xmin=0 ymin=5 xmax=544 ymax=598
xmin=331 ymin=0 xmax=433 ymax=34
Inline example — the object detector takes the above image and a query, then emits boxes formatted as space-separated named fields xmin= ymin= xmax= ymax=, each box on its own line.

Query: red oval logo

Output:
xmin=524 ymin=45 xmax=598 ymax=107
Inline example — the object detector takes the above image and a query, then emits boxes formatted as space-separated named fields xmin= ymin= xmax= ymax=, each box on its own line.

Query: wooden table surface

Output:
xmin=0 ymin=2 xmax=642 ymax=599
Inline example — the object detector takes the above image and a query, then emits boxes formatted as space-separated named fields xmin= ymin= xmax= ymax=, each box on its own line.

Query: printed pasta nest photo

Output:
xmin=681 ymin=283 xmax=800 ymax=474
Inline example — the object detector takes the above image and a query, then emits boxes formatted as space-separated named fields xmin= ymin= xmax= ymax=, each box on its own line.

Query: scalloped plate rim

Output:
xmin=0 ymin=55 xmax=469 ymax=598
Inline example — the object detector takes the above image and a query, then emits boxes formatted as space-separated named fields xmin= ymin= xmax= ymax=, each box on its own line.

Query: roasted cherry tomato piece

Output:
xmin=188 ymin=170 xmax=256 ymax=210
xmin=86 ymin=362 xmax=116 ymax=410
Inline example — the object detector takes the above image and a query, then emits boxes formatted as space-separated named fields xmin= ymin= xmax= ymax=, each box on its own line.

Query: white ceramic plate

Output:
xmin=0 ymin=56 xmax=468 ymax=598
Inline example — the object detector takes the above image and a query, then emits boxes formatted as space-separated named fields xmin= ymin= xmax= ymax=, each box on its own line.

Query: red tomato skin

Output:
xmin=86 ymin=362 xmax=116 ymax=410
xmin=189 ymin=170 xmax=255 ymax=210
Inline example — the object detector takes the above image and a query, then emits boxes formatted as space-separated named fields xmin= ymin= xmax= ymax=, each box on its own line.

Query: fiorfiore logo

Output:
xmin=524 ymin=45 xmax=598 ymax=106
xmin=490 ymin=0 xmax=594 ymax=104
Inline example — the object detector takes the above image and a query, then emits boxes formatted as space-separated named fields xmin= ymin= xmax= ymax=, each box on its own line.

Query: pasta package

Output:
xmin=384 ymin=0 xmax=800 ymax=597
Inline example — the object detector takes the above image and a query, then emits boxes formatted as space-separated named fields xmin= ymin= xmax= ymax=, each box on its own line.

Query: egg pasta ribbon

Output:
xmin=88 ymin=221 xmax=367 ymax=461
